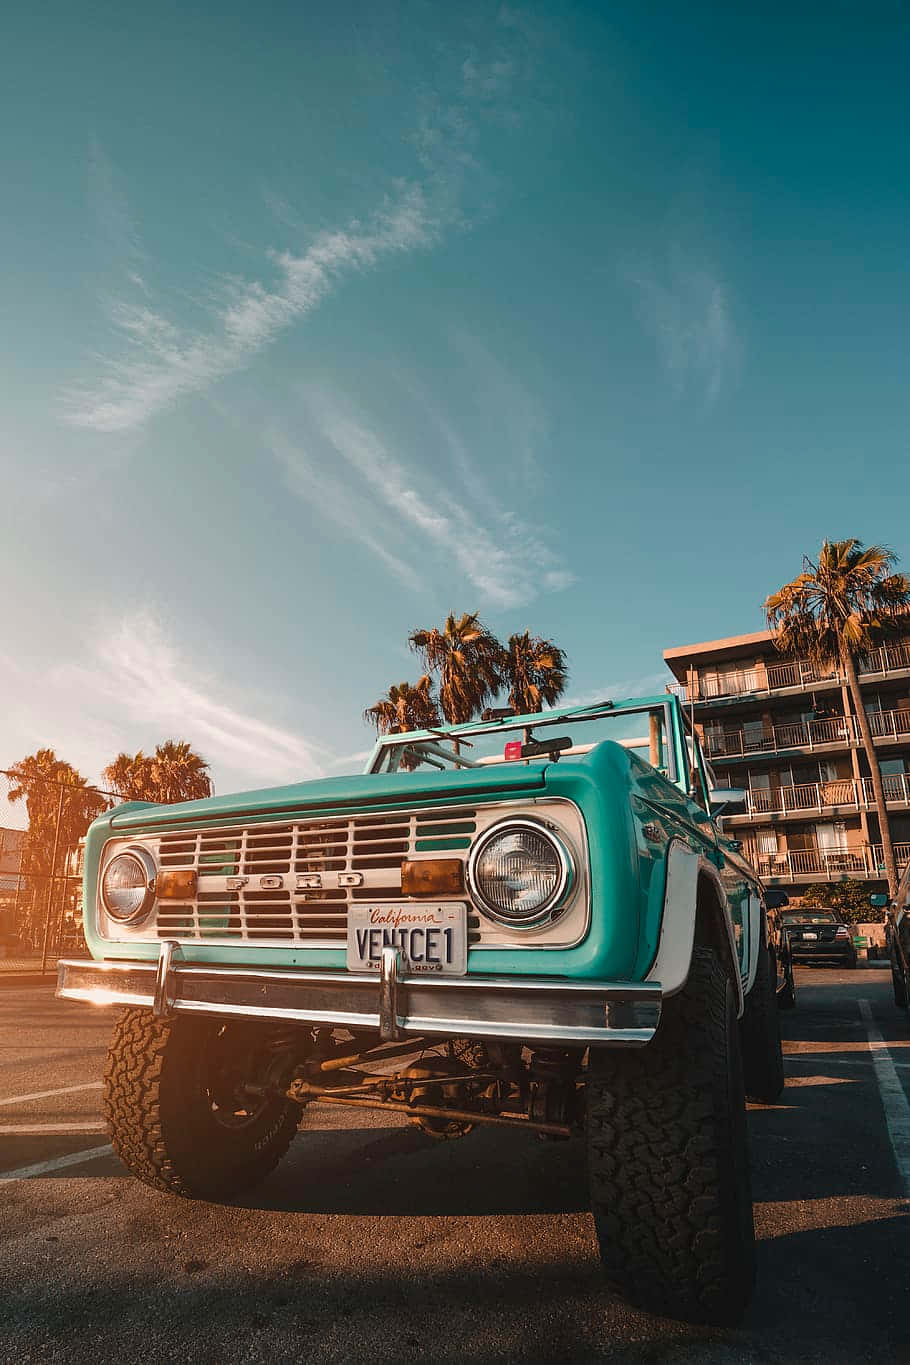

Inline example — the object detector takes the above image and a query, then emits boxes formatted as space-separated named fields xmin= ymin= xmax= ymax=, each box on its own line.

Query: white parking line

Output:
xmin=0 ymin=1145 xmax=113 ymax=1183
xmin=0 ymin=1123 xmax=107 ymax=1134
xmin=787 ymin=1055 xmax=910 ymax=1072
xmin=0 ymin=1081 xmax=103 ymax=1108
xmin=859 ymin=999 xmax=910 ymax=1197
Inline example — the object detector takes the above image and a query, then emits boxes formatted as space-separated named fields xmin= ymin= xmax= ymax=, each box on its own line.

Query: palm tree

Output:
xmin=103 ymin=742 xmax=212 ymax=804
xmin=103 ymin=751 xmax=152 ymax=801
xmin=364 ymin=678 xmax=441 ymax=735
xmin=6 ymin=750 xmax=109 ymax=947
xmin=409 ymin=612 xmax=501 ymax=724
xmin=499 ymin=631 xmax=568 ymax=714
xmin=149 ymin=741 xmax=213 ymax=803
xmin=765 ymin=539 xmax=910 ymax=897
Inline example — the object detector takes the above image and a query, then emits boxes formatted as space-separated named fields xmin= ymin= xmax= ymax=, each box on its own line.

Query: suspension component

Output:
xmin=288 ymin=1089 xmax=571 ymax=1138
xmin=528 ymin=1048 xmax=583 ymax=1134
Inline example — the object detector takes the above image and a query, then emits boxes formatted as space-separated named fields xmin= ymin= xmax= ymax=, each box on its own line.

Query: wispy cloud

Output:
xmin=66 ymin=186 xmax=437 ymax=433
xmin=446 ymin=330 xmax=548 ymax=487
xmin=561 ymin=671 xmax=670 ymax=708
xmin=269 ymin=428 xmax=423 ymax=593
xmin=67 ymin=14 xmax=540 ymax=437
xmin=273 ymin=388 xmax=574 ymax=608
xmin=87 ymin=135 xmax=149 ymax=293
xmin=52 ymin=615 xmax=328 ymax=788
xmin=624 ymin=250 xmax=739 ymax=405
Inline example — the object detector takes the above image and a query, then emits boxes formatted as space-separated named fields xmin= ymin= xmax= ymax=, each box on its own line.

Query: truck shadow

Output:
xmin=240 ymin=1123 xmax=590 ymax=1216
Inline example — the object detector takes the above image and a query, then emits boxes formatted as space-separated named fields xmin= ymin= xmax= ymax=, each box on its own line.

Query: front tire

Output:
xmin=104 ymin=1008 xmax=301 ymax=1199
xmin=778 ymin=959 xmax=797 ymax=1010
xmin=740 ymin=938 xmax=786 ymax=1103
xmin=893 ymin=963 xmax=909 ymax=1009
xmin=586 ymin=946 xmax=755 ymax=1325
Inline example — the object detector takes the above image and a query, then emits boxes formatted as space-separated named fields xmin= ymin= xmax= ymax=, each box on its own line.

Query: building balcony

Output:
xmin=748 ymin=842 xmax=910 ymax=884
xmin=705 ymin=714 xmax=855 ymax=759
xmin=867 ymin=705 xmax=910 ymax=741
xmin=705 ymin=706 xmax=910 ymax=761
xmin=668 ymin=641 xmax=910 ymax=704
xmin=733 ymin=772 xmax=910 ymax=820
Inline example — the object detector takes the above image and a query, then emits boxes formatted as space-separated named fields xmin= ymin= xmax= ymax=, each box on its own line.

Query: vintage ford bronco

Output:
xmin=58 ymin=695 xmax=788 ymax=1324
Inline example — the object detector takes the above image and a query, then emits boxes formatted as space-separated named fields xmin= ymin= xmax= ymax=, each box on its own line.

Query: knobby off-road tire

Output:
xmin=740 ymin=937 xmax=786 ymax=1103
xmin=104 ymin=1008 xmax=301 ymax=1199
xmin=586 ymin=946 xmax=755 ymax=1326
xmin=777 ymin=949 xmax=797 ymax=1010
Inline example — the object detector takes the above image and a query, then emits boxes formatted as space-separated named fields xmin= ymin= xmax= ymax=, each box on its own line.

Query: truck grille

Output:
xmin=148 ymin=807 xmax=479 ymax=947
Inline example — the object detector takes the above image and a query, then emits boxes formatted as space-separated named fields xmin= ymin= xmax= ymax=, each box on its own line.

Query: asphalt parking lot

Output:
xmin=0 ymin=968 xmax=908 ymax=1364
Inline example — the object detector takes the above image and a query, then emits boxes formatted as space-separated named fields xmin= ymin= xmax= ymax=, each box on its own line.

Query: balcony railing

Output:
xmin=747 ymin=842 xmax=910 ymax=881
xmin=871 ymin=843 xmax=910 ymax=873
xmin=743 ymin=772 xmax=910 ymax=817
xmin=866 ymin=706 xmax=910 ymax=741
xmin=747 ymin=779 xmax=855 ymax=816
xmin=705 ymin=715 xmax=855 ymax=758
xmin=764 ymin=659 xmax=835 ymax=690
xmin=697 ymin=670 xmax=761 ymax=699
xmin=669 ymin=640 xmax=910 ymax=703
xmin=705 ymin=706 xmax=910 ymax=759
xmin=868 ymin=773 xmax=910 ymax=805
xmin=861 ymin=643 xmax=910 ymax=676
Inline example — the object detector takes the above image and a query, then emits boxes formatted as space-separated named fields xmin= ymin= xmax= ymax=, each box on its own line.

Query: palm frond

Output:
xmin=765 ymin=539 xmax=910 ymax=668
xmin=408 ymin=612 xmax=502 ymax=723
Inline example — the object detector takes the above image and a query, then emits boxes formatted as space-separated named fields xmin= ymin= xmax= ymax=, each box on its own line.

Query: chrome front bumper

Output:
xmin=56 ymin=945 xmax=662 ymax=1048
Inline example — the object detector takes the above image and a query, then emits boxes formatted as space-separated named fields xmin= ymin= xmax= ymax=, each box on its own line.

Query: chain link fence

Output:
xmin=0 ymin=771 xmax=118 ymax=976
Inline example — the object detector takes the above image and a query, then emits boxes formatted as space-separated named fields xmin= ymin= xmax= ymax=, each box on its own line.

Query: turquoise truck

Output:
xmin=58 ymin=694 xmax=789 ymax=1324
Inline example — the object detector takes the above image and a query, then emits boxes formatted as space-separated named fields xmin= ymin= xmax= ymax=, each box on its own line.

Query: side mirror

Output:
xmin=709 ymin=787 xmax=747 ymax=812
xmin=869 ymin=893 xmax=889 ymax=908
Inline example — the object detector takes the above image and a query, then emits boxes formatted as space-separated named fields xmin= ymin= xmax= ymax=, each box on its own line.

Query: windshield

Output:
xmin=370 ymin=702 xmax=676 ymax=780
xmin=781 ymin=911 xmax=838 ymax=924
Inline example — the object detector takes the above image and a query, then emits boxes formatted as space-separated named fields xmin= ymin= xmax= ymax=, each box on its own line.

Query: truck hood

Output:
xmin=108 ymin=763 xmax=548 ymax=832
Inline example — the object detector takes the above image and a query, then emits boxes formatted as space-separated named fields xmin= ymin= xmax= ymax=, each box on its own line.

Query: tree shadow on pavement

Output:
xmin=0 ymin=1210 xmax=907 ymax=1364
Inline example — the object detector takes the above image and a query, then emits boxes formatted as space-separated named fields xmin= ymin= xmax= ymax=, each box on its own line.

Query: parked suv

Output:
xmin=58 ymin=693 xmax=788 ymax=1325
xmin=779 ymin=907 xmax=857 ymax=968
xmin=881 ymin=869 xmax=910 ymax=1008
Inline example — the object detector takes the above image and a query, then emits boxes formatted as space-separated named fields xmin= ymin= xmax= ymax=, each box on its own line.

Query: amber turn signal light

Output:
xmin=155 ymin=869 xmax=197 ymax=900
xmin=400 ymin=858 xmax=464 ymax=898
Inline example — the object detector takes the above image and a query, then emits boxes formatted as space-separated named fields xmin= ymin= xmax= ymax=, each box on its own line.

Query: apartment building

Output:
xmin=663 ymin=629 xmax=910 ymax=897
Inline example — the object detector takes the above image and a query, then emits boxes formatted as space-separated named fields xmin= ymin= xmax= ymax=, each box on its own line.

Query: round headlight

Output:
xmin=101 ymin=847 xmax=156 ymax=923
xmin=467 ymin=819 xmax=573 ymax=927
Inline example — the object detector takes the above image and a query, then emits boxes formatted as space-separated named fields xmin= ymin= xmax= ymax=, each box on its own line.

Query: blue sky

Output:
xmin=3 ymin=2 xmax=910 ymax=795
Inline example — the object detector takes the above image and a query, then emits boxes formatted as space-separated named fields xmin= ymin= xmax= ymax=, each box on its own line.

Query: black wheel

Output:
xmin=778 ymin=955 xmax=797 ymax=1010
xmin=893 ymin=964 xmax=909 ymax=1009
xmin=740 ymin=938 xmax=785 ymax=1103
xmin=586 ymin=945 xmax=755 ymax=1326
xmin=104 ymin=1008 xmax=301 ymax=1199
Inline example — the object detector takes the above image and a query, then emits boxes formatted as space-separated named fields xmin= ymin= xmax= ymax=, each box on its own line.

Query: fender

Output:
xmin=645 ymin=840 xmax=745 ymax=1017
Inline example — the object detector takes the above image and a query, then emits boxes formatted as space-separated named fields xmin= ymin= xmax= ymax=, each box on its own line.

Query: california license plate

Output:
xmin=803 ymin=931 xmax=817 ymax=940
xmin=346 ymin=902 xmax=468 ymax=975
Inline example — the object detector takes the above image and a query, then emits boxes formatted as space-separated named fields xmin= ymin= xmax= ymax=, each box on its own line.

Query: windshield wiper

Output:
xmin=548 ymin=700 xmax=614 ymax=722
xmin=420 ymin=727 xmax=474 ymax=747
xmin=411 ymin=740 xmax=480 ymax=769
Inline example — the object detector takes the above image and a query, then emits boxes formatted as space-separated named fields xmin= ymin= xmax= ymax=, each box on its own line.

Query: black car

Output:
xmin=779 ymin=908 xmax=857 ymax=968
